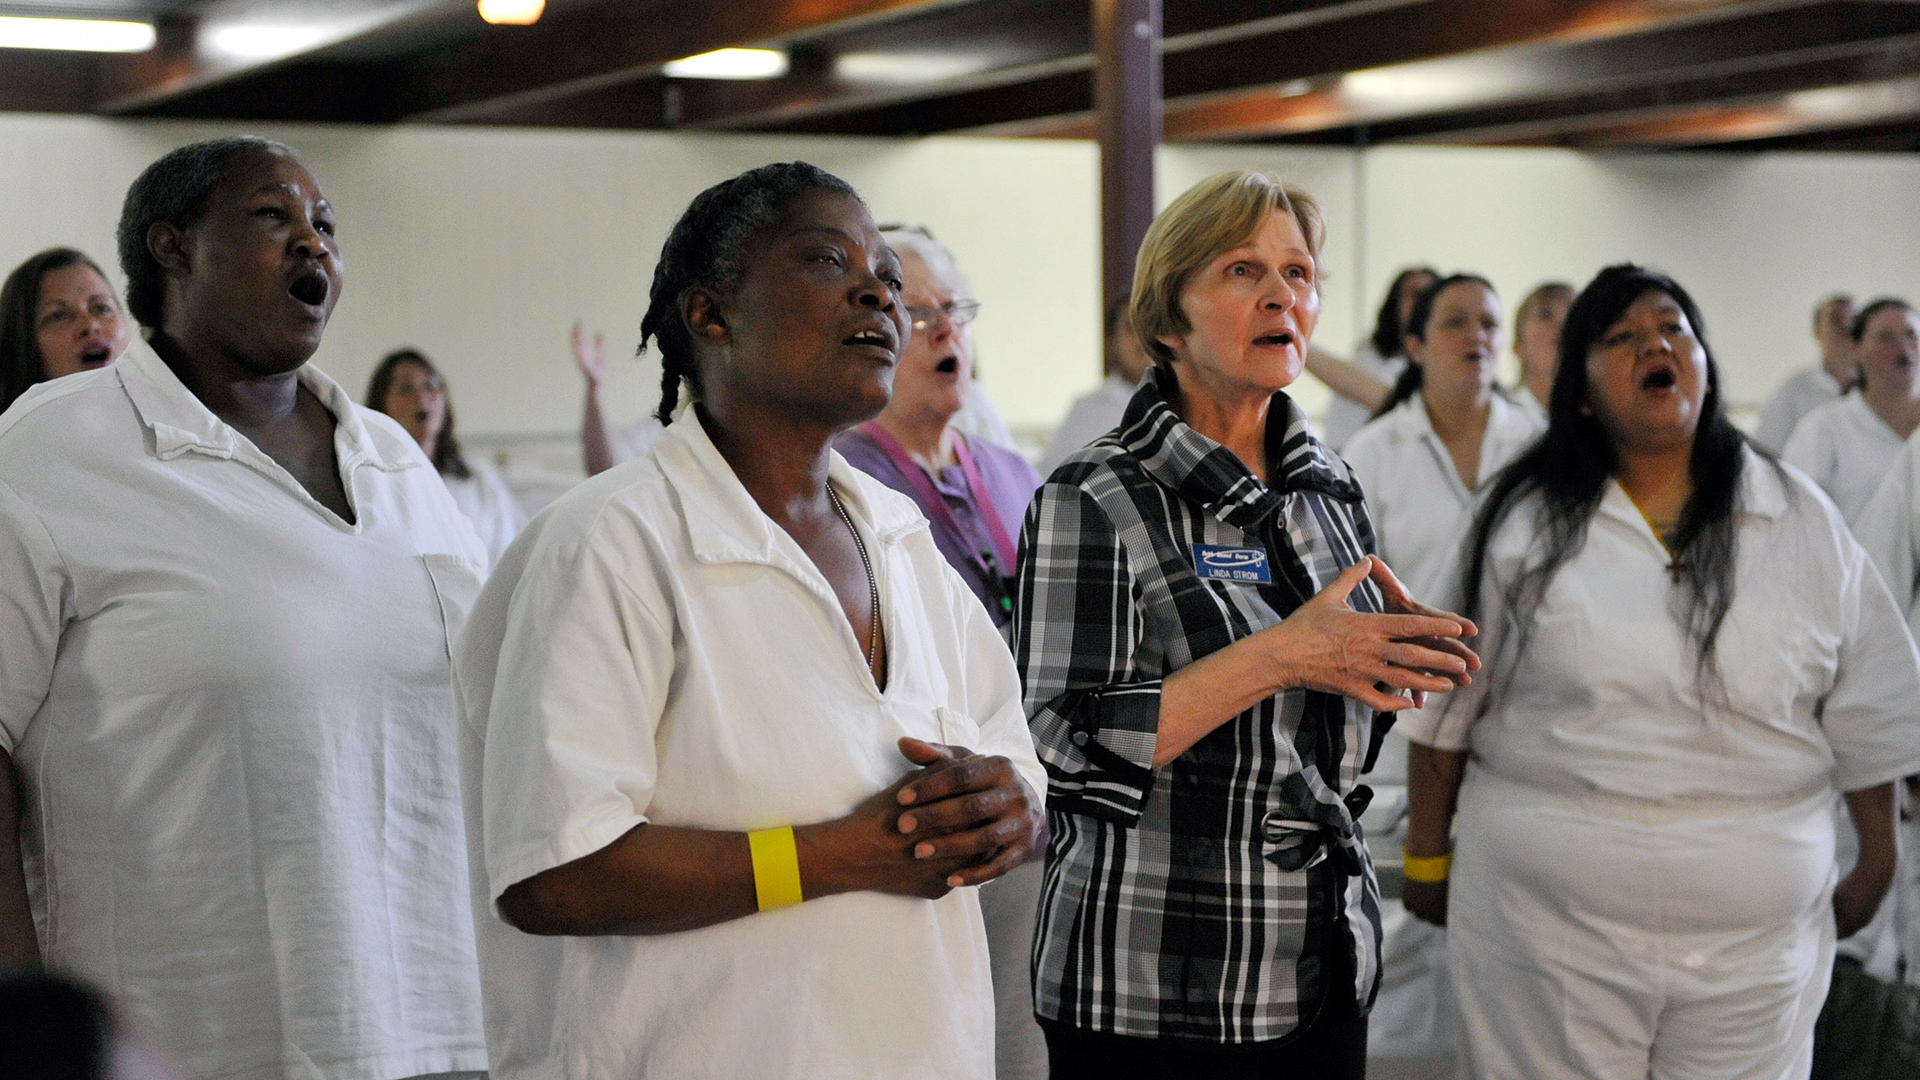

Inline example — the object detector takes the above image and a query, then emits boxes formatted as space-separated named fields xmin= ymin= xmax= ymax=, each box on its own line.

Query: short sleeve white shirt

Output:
xmin=0 ymin=341 xmax=489 ymax=1080
xmin=1855 ymin=430 xmax=1920 ymax=639
xmin=1755 ymin=366 xmax=1845 ymax=454
xmin=444 ymin=455 xmax=525 ymax=569
xmin=1342 ymin=392 xmax=1545 ymax=597
xmin=1781 ymin=393 xmax=1906 ymax=525
xmin=1398 ymin=451 xmax=1920 ymax=801
xmin=455 ymin=409 xmax=1046 ymax=1080
xmin=1038 ymin=373 xmax=1137 ymax=477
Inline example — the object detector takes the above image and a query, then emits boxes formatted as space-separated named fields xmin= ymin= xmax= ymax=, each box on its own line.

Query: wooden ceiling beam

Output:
xmin=1491 ymin=73 xmax=1920 ymax=148
xmin=1017 ymin=0 xmax=1902 ymax=144
xmin=391 ymin=0 xmax=964 ymax=122
xmin=741 ymin=0 xmax=1798 ymax=136
xmin=1360 ymin=33 xmax=1920 ymax=146
xmin=96 ymin=0 xmax=462 ymax=113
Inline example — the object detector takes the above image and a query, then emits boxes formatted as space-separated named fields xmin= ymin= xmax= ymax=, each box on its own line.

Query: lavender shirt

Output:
xmin=834 ymin=429 xmax=1042 ymax=626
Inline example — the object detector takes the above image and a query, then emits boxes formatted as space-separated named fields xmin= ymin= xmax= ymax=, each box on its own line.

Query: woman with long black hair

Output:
xmin=1399 ymin=264 xmax=1920 ymax=1079
xmin=1318 ymin=265 xmax=1437 ymax=449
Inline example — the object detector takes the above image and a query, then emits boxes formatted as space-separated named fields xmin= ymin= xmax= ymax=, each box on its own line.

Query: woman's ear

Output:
xmin=683 ymin=287 xmax=730 ymax=347
xmin=1404 ymin=333 xmax=1428 ymax=368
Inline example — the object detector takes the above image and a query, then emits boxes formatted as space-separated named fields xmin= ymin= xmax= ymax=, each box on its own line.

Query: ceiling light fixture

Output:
xmin=208 ymin=24 xmax=331 ymax=59
xmin=477 ymin=0 xmax=545 ymax=26
xmin=663 ymin=48 xmax=789 ymax=80
xmin=0 ymin=15 xmax=154 ymax=53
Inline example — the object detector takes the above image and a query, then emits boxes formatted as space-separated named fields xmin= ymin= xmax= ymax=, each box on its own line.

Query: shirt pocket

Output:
xmin=420 ymin=553 xmax=485 ymax=659
xmin=934 ymin=705 xmax=983 ymax=749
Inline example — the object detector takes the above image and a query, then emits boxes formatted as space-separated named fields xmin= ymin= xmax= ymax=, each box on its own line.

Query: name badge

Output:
xmin=1192 ymin=543 xmax=1273 ymax=584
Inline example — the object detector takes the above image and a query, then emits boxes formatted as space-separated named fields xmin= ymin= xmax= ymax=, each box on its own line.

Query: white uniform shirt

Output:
xmin=456 ymin=410 xmax=1046 ymax=1080
xmin=0 ymin=341 xmax=489 ymax=1080
xmin=606 ymin=415 xmax=664 ymax=467
xmin=1399 ymin=451 xmax=1920 ymax=801
xmin=444 ymin=455 xmax=525 ymax=569
xmin=1782 ymin=393 xmax=1906 ymax=526
xmin=1341 ymin=391 xmax=1545 ymax=597
xmin=1038 ymin=373 xmax=1136 ymax=477
xmin=1318 ymin=344 xmax=1407 ymax=451
xmin=1855 ymin=430 xmax=1920 ymax=639
xmin=1756 ymin=366 xmax=1845 ymax=454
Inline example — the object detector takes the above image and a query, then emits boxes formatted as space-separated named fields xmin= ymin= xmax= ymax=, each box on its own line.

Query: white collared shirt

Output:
xmin=0 ymin=340 xmax=489 ymax=1080
xmin=1399 ymin=449 xmax=1920 ymax=801
xmin=1782 ymin=393 xmax=1906 ymax=525
xmin=456 ymin=409 xmax=1045 ymax=1080
xmin=1855 ymin=429 xmax=1920 ymax=639
xmin=444 ymin=455 xmax=525 ymax=569
xmin=1039 ymin=373 xmax=1137 ymax=477
xmin=1756 ymin=366 xmax=1845 ymax=454
xmin=1341 ymin=391 xmax=1545 ymax=597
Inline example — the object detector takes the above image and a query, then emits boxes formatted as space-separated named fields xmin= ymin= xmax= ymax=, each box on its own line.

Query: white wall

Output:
xmin=5 ymin=111 xmax=1920 ymax=452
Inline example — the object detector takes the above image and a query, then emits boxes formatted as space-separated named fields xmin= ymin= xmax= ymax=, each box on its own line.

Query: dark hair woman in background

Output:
xmin=368 ymin=347 xmax=524 ymax=567
xmin=0 ymin=136 xmax=489 ymax=1079
xmin=0 ymin=247 xmax=132 ymax=414
xmin=1338 ymin=272 xmax=1544 ymax=1068
xmin=1782 ymin=296 xmax=1920 ymax=526
xmin=1400 ymin=264 xmax=1920 ymax=1079
xmin=1318 ymin=264 xmax=1439 ymax=449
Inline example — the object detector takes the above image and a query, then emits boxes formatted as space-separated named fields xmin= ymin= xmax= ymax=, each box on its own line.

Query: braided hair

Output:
xmin=639 ymin=162 xmax=860 ymax=424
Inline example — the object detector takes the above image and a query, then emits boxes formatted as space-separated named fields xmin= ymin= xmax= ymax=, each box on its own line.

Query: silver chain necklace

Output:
xmin=826 ymin=485 xmax=880 ymax=678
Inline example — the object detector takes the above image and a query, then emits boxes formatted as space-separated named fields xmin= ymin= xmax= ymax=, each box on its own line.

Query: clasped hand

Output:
xmin=808 ymin=737 xmax=1044 ymax=901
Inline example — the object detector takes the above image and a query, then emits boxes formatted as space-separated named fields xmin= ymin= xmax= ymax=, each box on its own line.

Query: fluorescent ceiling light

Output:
xmin=477 ymin=0 xmax=545 ymax=25
xmin=208 ymin=24 xmax=331 ymax=60
xmin=663 ymin=48 xmax=788 ymax=80
xmin=834 ymin=51 xmax=994 ymax=85
xmin=0 ymin=15 xmax=154 ymax=53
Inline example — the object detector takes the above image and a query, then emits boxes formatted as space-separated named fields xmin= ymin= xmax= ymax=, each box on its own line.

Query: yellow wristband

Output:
xmin=748 ymin=826 xmax=804 ymax=911
xmin=1401 ymin=848 xmax=1453 ymax=884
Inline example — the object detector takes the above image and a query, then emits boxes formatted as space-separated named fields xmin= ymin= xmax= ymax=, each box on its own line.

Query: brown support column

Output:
xmin=1094 ymin=0 xmax=1161 ymax=337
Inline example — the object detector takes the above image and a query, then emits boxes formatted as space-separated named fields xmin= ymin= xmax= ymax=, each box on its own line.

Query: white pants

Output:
xmin=1449 ymin=769 xmax=1836 ymax=1080
xmin=979 ymin=859 xmax=1048 ymax=1080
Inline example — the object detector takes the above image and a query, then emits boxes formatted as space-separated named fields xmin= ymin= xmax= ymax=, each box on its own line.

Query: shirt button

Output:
xmin=1681 ymin=952 xmax=1706 ymax=970
xmin=1071 ymin=731 xmax=1090 ymax=746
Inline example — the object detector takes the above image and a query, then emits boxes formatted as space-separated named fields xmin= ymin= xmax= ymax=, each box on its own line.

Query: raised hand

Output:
xmin=572 ymin=320 xmax=608 ymax=388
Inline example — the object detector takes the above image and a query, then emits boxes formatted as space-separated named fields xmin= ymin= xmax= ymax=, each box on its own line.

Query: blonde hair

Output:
xmin=1130 ymin=171 xmax=1325 ymax=366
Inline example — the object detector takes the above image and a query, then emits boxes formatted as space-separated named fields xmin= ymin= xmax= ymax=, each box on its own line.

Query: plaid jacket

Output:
xmin=1014 ymin=366 xmax=1387 ymax=1043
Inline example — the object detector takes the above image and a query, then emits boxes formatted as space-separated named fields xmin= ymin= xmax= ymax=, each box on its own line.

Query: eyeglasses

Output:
xmin=905 ymin=300 xmax=981 ymax=332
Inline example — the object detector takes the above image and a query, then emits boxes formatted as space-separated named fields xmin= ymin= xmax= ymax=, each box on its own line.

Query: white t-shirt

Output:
xmin=444 ymin=455 xmax=525 ymax=569
xmin=1781 ymin=393 xmax=1906 ymax=526
xmin=1400 ymin=450 xmax=1920 ymax=802
xmin=455 ymin=409 xmax=1046 ymax=1080
xmin=0 ymin=341 xmax=489 ymax=1080
xmin=1341 ymin=391 xmax=1545 ymax=598
xmin=1038 ymin=373 xmax=1136 ymax=478
xmin=1854 ymin=429 xmax=1920 ymax=639
xmin=1755 ymin=366 xmax=1845 ymax=455
xmin=1318 ymin=344 xmax=1407 ymax=451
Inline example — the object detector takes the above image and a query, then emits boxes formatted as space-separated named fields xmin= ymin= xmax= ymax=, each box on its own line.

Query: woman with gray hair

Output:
xmin=1015 ymin=170 xmax=1478 ymax=1077
xmin=832 ymin=221 xmax=1047 ymax=1079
